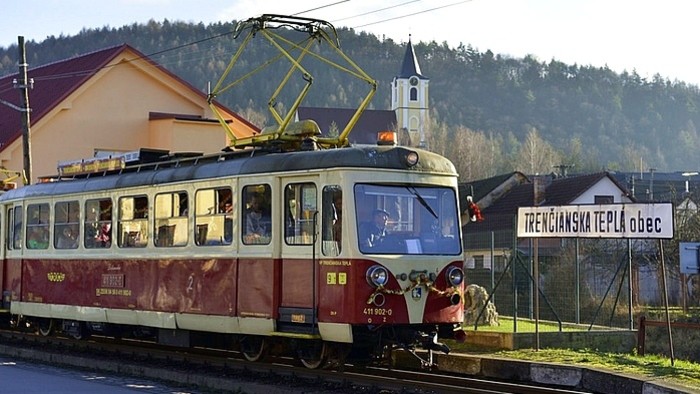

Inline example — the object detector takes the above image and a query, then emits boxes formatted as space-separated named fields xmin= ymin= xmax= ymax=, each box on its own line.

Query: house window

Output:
xmin=410 ymin=87 xmax=418 ymax=101
xmin=473 ymin=255 xmax=484 ymax=269
xmin=594 ymin=195 xmax=614 ymax=204
xmin=494 ymin=255 xmax=507 ymax=272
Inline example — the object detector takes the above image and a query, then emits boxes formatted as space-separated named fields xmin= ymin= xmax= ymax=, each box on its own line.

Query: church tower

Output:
xmin=391 ymin=36 xmax=429 ymax=148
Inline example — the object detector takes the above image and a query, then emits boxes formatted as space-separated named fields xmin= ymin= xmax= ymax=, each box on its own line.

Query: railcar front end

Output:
xmin=314 ymin=169 xmax=465 ymax=367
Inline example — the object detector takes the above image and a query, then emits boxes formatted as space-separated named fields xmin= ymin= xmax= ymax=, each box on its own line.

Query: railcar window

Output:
xmin=85 ymin=199 xmax=112 ymax=248
xmin=322 ymin=186 xmax=342 ymax=256
xmin=54 ymin=201 xmax=79 ymax=249
xmin=26 ymin=203 xmax=49 ymax=249
xmin=118 ymin=196 xmax=149 ymax=248
xmin=354 ymin=184 xmax=461 ymax=255
xmin=284 ymin=183 xmax=317 ymax=246
xmin=7 ymin=207 xmax=22 ymax=250
xmin=243 ymin=184 xmax=271 ymax=245
xmin=155 ymin=191 xmax=188 ymax=247
xmin=194 ymin=187 xmax=232 ymax=246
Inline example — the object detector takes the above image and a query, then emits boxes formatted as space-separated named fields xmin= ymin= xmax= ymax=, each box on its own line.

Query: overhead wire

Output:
xmin=3 ymin=29 xmax=237 ymax=86
xmin=292 ymin=0 xmax=350 ymax=16
xmin=351 ymin=0 xmax=473 ymax=29
xmin=330 ymin=0 xmax=421 ymax=23
xmin=1 ymin=0 xmax=474 ymax=94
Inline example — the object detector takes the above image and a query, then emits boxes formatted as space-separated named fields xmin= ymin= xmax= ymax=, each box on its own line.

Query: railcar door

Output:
xmin=0 ymin=204 xmax=4 ymax=311
xmin=237 ymin=179 xmax=277 ymax=335
xmin=2 ymin=203 xmax=22 ymax=313
xmin=278 ymin=176 xmax=320 ymax=334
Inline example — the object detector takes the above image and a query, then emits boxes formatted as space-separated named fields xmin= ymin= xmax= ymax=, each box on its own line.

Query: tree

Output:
xmin=427 ymin=117 xmax=504 ymax=181
xmin=236 ymin=102 xmax=268 ymax=130
xmin=514 ymin=127 xmax=561 ymax=175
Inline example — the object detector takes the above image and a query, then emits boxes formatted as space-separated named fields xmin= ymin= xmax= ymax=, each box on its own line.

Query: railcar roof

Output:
xmin=0 ymin=145 xmax=456 ymax=201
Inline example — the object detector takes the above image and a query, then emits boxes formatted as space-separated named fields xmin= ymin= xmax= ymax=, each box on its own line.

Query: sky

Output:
xmin=1 ymin=0 xmax=698 ymax=85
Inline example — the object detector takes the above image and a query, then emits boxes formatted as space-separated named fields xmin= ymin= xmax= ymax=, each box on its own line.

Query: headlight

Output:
xmin=405 ymin=151 xmax=419 ymax=167
xmin=366 ymin=265 xmax=389 ymax=287
xmin=446 ymin=266 xmax=464 ymax=286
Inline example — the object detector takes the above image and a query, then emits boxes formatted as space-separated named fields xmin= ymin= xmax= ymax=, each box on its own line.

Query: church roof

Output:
xmin=398 ymin=37 xmax=425 ymax=79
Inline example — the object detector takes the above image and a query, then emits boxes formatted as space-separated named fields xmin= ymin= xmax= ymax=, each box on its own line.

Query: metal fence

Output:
xmin=463 ymin=213 xmax=697 ymax=331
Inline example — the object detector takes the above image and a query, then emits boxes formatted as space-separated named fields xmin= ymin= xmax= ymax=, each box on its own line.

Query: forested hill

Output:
xmin=1 ymin=19 xmax=699 ymax=174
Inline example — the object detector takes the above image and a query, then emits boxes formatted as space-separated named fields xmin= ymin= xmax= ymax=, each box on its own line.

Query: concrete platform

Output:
xmin=394 ymin=351 xmax=699 ymax=394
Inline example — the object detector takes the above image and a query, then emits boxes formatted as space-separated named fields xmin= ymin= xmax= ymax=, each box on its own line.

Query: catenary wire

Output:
xmin=2 ymin=1 xmax=474 ymax=91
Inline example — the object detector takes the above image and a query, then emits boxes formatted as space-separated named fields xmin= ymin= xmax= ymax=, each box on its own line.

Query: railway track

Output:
xmin=0 ymin=329 xmax=593 ymax=393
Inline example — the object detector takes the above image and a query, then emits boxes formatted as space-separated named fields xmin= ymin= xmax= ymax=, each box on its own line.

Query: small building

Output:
xmin=462 ymin=172 xmax=635 ymax=270
xmin=0 ymin=44 xmax=258 ymax=184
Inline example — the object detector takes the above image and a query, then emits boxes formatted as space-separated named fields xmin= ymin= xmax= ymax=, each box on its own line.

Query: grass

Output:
xmin=489 ymin=348 xmax=700 ymax=392
xmin=464 ymin=317 xmax=578 ymax=333
xmin=453 ymin=317 xmax=700 ymax=392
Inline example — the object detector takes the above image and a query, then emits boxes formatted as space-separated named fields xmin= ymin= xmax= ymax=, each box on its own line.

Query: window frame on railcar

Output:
xmin=353 ymin=183 xmax=462 ymax=256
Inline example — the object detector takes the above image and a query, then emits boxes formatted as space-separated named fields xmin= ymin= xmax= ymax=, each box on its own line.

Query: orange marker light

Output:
xmin=377 ymin=131 xmax=397 ymax=146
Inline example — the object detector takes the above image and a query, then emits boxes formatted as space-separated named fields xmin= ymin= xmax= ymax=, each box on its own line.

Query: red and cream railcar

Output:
xmin=0 ymin=144 xmax=464 ymax=367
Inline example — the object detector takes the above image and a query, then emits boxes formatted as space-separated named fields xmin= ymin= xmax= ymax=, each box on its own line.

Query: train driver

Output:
xmin=359 ymin=209 xmax=389 ymax=250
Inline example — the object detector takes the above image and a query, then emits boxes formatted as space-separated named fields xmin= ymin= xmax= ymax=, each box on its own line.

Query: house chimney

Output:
xmin=533 ymin=176 xmax=546 ymax=206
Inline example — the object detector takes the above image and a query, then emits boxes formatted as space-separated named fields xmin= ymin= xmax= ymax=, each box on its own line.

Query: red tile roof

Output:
xmin=0 ymin=44 xmax=256 ymax=150
xmin=0 ymin=45 xmax=127 ymax=148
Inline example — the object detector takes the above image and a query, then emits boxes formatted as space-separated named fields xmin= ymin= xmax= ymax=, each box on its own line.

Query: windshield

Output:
xmin=354 ymin=184 xmax=461 ymax=255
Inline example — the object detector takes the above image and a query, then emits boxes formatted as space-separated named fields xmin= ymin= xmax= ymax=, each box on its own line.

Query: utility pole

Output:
xmin=17 ymin=36 xmax=33 ymax=184
xmin=649 ymin=168 xmax=656 ymax=201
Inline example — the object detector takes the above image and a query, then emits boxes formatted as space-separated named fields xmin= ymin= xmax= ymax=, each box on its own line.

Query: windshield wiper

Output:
xmin=407 ymin=186 xmax=437 ymax=219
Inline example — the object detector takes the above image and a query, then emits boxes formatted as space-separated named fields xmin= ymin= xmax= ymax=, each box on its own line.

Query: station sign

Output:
xmin=517 ymin=203 xmax=674 ymax=239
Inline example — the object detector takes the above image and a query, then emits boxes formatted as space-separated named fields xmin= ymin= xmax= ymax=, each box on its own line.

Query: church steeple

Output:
xmin=398 ymin=36 xmax=424 ymax=78
xmin=392 ymin=36 xmax=429 ymax=148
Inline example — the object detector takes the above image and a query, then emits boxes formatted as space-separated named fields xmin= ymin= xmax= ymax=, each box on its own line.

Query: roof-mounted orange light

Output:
xmin=377 ymin=130 xmax=397 ymax=146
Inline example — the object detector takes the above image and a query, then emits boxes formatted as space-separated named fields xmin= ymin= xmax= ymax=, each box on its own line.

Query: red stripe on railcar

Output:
xmin=18 ymin=258 xmax=239 ymax=316
xmin=280 ymin=258 xmax=313 ymax=308
xmin=4 ymin=258 xmax=22 ymax=302
xmin=236 ymin=258 xmax=278 ymax=319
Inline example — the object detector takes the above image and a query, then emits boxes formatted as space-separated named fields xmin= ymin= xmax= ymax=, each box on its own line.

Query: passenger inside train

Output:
xmin=244 ymin=193 xmax=270 ymax=244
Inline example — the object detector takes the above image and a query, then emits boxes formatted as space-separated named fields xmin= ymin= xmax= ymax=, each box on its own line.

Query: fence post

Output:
xmin=637 ymin=316 xmax=646 ymax=356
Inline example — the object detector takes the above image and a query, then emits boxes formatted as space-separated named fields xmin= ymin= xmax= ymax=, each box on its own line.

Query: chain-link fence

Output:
xmin=464 ymin=213 xmax=698 ymax=331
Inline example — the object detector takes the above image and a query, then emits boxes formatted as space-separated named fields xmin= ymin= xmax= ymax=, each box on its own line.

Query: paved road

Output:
xmin=0 ymin=357 xmax=197 ymax=394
